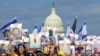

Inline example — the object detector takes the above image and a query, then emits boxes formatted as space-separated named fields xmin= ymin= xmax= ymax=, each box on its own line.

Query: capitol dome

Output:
xmin=43 ymin=3 xmax=65 ymax=34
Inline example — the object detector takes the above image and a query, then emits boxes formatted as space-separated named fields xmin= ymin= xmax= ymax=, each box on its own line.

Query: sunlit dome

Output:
xmin=43 ymin=3 xmax=65 ymax=34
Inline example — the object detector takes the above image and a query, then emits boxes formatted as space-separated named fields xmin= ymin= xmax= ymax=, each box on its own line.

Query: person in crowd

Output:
xmin=43 ymin=46 xmax=49 ymax=56
xmin=76 ymin=44 xmax=83 ymax=54
xmin=0 ymin=52 xmax=7 ymax=56
xmin=57 ymin=47 xmax=65 ymax=56
xmin=75 ymin=44 xmax=84 ymax=56
xmin=0 ymin=44 xmax=6 ymax=54
xmin=54 ymin=46 xmax=58 ymax=55
xmin=9 ymin=41 xmax=35 ymax=56
xmin=28 ymin=48 xmax=37 ymax=56
xmin=75 ymin=52 xmax=82 ymax=56
xmin=48 ymin=39 xmax=55 ymax=56
xmin=92 ymin=47 xmax=99 ymax=56
xmin=10 ymin=45 xmax=18 ymax=56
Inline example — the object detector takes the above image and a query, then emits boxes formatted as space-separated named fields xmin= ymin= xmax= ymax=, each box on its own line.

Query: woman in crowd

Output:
xmin=9 ymin=43 xmax=27 ymax=56
xmin=57 ymin=49 xmax=65 ymax=56
xmin=17 ymin=44 xmax=27 ymax=56
xmin=9 ymin=41 xmax=35 ymax=56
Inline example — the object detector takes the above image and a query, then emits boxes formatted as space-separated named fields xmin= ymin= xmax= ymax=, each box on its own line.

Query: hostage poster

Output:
xmin=29 ymin=34 xmax=41 ymax=48
xmin=10 ymin=23 xmax=22 ymax=40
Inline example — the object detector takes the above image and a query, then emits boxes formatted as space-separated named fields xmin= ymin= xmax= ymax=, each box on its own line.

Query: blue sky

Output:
xmin=0 ymin=0 xmax=100 ymax=35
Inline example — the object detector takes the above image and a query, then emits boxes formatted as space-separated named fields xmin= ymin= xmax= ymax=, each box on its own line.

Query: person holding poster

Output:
xmin=9 ymin=41 xmax=35 ymax=56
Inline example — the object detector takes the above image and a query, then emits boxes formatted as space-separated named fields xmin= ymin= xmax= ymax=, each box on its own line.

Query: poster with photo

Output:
xmin=29 ymin=34 xmax=41 ymax=48
xmin=41 ymin=35 xmax=49 ymax=45
xmin=57 ymin=34 xmax=64 ymax=40
xmin=47 ymin=26 xmax=56 ymax=39
xmin=10 ymin=23 xmax=22 ymax=40
xmin=22 ymin=29 xmax=29 ymax=42
xmin=22 ymin=36 xmax=29 ymax=42
xmin=22 ymin=29 xmax=28 ymax=37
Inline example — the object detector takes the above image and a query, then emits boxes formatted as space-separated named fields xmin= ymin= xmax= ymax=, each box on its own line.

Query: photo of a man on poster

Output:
xmin=49 ymin=29 xmax=53 ymax=40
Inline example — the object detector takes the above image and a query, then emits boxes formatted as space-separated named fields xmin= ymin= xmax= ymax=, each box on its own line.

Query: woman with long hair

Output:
xmin=17 ymin=44 xmax=27 ymax=56
xmin=9 ymin=43 xmax=26 ymax=56
xmin=9 ymin=41 xmax=35 ymax=56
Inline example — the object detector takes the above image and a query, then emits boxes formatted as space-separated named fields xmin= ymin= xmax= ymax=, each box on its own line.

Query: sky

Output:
xmin=0 ymin=0 xmax=100 ymax=36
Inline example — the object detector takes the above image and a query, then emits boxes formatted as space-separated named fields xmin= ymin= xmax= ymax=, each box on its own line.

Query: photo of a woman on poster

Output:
xmin=11 ymin=28 xmax=20 ymax=37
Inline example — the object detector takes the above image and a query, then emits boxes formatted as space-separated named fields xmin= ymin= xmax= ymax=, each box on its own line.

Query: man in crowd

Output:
xmin=0 ymin=52 xmax=7 ymax=56
xmin=0 ymin=44 xmax=6 ymax=54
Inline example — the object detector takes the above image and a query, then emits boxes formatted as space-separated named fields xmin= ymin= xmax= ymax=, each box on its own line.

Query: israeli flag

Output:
xmin=38 ymin=22 xmax=44 ymax=33
xmin=0 ymin=17 xmax=17 ymax=40
xmin=78 ymin=21 xmax=87 ymax=40
xmin=32 ymin=24 xmax=38 ymax=34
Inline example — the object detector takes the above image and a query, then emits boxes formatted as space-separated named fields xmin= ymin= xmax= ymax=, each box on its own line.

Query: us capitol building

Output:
xmin=43 ymin=3 xmax=65 ymax=34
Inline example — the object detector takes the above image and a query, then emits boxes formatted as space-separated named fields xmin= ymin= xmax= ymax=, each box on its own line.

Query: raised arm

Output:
xmin=8 ymin=41 xmax=16 ymax=56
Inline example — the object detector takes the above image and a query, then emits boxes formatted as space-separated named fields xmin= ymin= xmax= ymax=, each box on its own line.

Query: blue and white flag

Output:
xmin=32 ymin=24 xmax=38 ymax=34
xmin=71 ymin=16 xmax=77 ymax=33
xmin=0 ymin=17 xmax=17 ymax=40
xmin=66 ymin=23 xmax=74 ymax=38
xmin=78 ymin=21 xmax=87 ymax=40
xmin=0 ymin=17 xmax=17 ymax=30
xmin=38 ymin=22 xmax=44 ymax=33
xmin=66 ymin=23 xmax=71 ymax=38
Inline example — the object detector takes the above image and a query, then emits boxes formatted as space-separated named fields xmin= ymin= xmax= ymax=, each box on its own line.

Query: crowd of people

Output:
xmin=0 ymin=39 xmax=100 ymax=56
xmin=0 ymin=39 xmax=67 ymax=56
xmin=0 ymin=23 xmax=99 ymax=56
